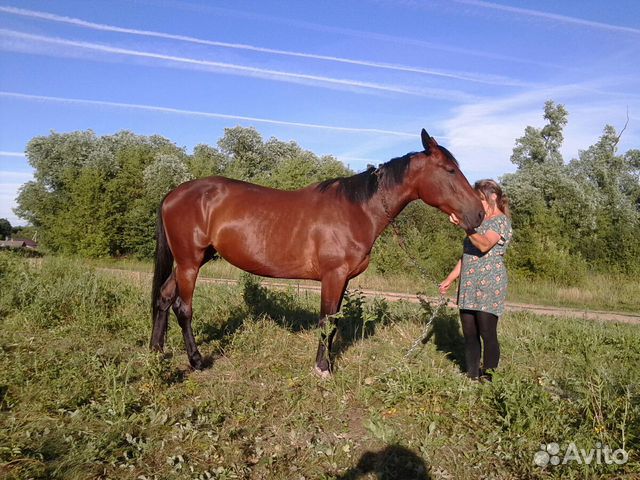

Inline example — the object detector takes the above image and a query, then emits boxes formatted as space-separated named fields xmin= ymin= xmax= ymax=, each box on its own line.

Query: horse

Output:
xmin=151 ymin=129 xmax=484 ymax=377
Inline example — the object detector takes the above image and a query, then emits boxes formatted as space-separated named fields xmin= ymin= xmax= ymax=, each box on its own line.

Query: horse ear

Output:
xmin=421 ymin=129 xmax=438 ymax=152
xmin=421 ymin=129 xmax=431 ymax=150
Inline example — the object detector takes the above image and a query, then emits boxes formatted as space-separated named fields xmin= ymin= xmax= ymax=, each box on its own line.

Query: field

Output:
xmin=89 ymin=257 xmax=640 ymax=314
xmin=1 ymin=253 xmax=639 ymax=479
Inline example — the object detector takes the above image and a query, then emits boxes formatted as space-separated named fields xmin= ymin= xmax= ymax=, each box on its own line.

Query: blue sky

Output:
xmin=1 ymin=0 xmax=639 ymax=226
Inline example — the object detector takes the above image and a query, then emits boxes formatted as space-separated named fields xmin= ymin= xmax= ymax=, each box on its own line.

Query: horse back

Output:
xmin=162 ymin=176 xmax=374 ymax=280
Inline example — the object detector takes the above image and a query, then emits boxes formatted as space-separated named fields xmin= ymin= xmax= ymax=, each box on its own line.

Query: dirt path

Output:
xmin=101 ymin=268 xmax=640 ymax=324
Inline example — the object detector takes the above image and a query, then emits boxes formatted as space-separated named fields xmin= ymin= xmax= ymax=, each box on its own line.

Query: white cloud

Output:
xmin=453 ymin=0 xmax=640 ymax=36
xmin=0 ymin=171 xmax=33 ymax=182
xmin=0 ymin=29 xmax=479 ymax=101
xmin=442 ymin=81 xmax=640 ymax=176
xmin=0 ymin=91 xmax=417 ymax=138
xmin=0 ymin=5 xmax=541 ymax=88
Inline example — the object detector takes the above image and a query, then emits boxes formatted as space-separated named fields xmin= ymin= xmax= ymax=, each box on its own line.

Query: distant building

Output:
xmin=0 ymin=238 xmax=38 ymax=250
xmin=12 ymin=238 xmax=38 ymax=249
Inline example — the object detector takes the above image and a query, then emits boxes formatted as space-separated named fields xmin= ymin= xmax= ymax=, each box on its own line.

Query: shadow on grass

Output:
xmin=426 ymin=310 xmax=466 ymax=373
xmin=194 ymin=280 xmax=385 ymax=372
xmin=241 ymin=274 xmax=319 ymax=332
xmin=335 ymin=444 xmax=431 ymax=480
xmin=195 ymin=274 xmax=319 ymax=348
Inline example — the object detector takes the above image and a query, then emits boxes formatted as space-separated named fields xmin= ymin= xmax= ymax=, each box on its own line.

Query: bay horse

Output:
xmin=151 ymin=129 xmax=484 ymax=377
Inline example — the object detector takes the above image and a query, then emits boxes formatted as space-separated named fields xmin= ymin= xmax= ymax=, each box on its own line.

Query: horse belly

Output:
xmin=211 ymin=213 xmax=318 ymax=280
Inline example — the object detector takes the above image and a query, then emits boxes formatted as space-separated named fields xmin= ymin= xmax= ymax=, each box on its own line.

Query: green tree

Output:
xmin=502 ymin=102 xmax=590 ymax=282
xmin=511 ymin=100 xmax=568 ymax=168
xmin=262 ymin=138 xmax=351 ymax=190
xmin=218 ymin=126 xmax=270 ymax=180
xmin=567 ymin=126 xmax=640 ymax=272
xmin=188 ymin=144 xmax=227 ymax=178
xmin=0 ymin=218 xmax=11 ymax=240
xmin=15 ymin=130 xmax=190 ymax=257
xmin=504 ymin=104 xmax=640 ymax=278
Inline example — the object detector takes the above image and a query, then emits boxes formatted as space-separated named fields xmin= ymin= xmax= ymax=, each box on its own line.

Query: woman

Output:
xmin=439 ymin=179 xmax=512 ymax=381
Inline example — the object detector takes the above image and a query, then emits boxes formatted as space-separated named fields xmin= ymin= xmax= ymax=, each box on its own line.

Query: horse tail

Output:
xmin=151 ymin=203 xmax=173 ymax=324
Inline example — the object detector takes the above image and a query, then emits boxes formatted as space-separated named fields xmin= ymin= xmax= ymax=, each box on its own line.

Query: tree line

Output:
xmin=11 ymin=101 xmax=640 ymax=281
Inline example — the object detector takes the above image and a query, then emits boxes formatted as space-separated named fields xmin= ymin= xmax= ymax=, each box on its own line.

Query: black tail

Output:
xmin=151 ymin=206 xmax=174 ymax=324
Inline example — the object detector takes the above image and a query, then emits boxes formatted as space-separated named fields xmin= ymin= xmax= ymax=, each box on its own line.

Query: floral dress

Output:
xmin=457 ymin=215 xmax=513 ymax=316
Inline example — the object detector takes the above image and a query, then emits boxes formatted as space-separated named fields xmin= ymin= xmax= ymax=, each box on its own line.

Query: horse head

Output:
xmin=412 ymin=129 xmax=484 ymax=230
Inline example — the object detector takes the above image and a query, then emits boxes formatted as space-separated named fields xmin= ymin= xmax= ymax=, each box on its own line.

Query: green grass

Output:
xmin=508 ymin=274 xmax=640 ymax=313
xmin=88 ymin=256 xmax=640 ymax=314
xmin=1 ymin=253 xmax=639 ymax=479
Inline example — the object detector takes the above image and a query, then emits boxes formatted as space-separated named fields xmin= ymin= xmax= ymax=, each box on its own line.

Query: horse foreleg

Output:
xmin=151 ymin=271 xmax=176 ymax=351
xmin=172 ymin=263 xmax=204 ymax=370
xmin=315 ymin=271 xmax=348 ymax=377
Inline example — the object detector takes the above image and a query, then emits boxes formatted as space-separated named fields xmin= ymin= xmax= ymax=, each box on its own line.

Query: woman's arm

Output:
xmin=439 ymin=259 xmax=462 ymax=295
xmin=449 ymin=213 xmax=501 ymax=253
xmin=464 ymin=228 xmax=501 ymax=253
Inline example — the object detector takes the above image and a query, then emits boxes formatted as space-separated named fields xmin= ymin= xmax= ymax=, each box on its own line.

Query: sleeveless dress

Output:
xmin=457 ymin=215 xmax=513 ymax=316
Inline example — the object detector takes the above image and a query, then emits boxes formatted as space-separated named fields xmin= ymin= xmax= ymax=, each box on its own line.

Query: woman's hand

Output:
xmin=441 ymin=259 xmax=461 ymax=296
xmin=439 ymin=278 xmax=453 ymax=295
xmin=452 ymin=212 xmax=479 ymax=236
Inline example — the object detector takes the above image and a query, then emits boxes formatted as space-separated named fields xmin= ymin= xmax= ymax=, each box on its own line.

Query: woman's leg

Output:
xmin=459 ymin=309 xmax=481 ymax=378
xmin=476 ymin=311 xmax=500 ymax=377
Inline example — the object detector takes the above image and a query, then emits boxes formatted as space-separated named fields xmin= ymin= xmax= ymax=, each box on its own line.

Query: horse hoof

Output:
xmin=313 ymin=366 xmax=331 ymax=379
xmin=189 ymin=354 xmax=204 ymax=371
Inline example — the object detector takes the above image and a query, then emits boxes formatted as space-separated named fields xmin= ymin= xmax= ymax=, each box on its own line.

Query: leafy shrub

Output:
xmin=507 ymin=229 xmax=587 ymax=285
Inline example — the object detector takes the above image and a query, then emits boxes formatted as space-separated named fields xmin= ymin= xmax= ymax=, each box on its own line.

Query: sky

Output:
xmin=1 ymin=0 xmax=639 ymax=226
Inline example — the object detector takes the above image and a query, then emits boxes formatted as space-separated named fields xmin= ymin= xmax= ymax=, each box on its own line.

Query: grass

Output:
xmin=508 ymin=274 xmax=640 ymax=313
xmin=1 ymin=253 xmax=639 ymax=479
xmin=89 ymin=256 xmax=640 ymax=314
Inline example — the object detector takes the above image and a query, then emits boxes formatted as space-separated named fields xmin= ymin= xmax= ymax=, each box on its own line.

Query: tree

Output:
xmin=567 ymin=126 xmax=640 ymax=272
xmin=0 ymin=218 xmax=11 ymax=240
xmin=15 ymin=130 xmax=189 ymax=257
xmin=504 ymin=103 xmax=640 ymax=278
xmin=188 ymin=144 xmax=227 ymax=178
xmin=218 ymin=126 xmax=270 ymax=180
xmin=510 ymin=100 xmax=568 ymax=168
xmin=502 ymin=102 xmax=590 ymax=282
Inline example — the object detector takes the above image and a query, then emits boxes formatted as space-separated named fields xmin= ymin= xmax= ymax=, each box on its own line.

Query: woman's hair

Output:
xmin=474 ymin=179 xmax=510 ymax=217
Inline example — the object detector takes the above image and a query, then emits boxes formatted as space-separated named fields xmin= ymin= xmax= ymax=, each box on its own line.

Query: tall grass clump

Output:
xmin=0 ymin=252 xmax=141 ymax=331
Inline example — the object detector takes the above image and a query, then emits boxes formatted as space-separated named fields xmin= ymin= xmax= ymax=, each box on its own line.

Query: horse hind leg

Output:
xmin=151 ymin=271 xmax=177 ymax=351
xmin=172 ymin=262 xmax=204 ymax=370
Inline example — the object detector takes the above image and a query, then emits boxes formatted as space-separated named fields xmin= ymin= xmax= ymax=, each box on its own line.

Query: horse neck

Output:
xmin=369 ymin=180 xmax=417 ymax=236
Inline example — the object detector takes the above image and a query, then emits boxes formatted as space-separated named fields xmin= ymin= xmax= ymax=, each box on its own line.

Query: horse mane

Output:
xmin=316 ymin=152 xmax=415 ymax=204
xmin=438 ymin=145 xmax=459 ymax=167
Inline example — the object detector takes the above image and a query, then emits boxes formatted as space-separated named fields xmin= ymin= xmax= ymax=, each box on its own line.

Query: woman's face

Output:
xmin=479 ymin=192 xmax=497 ymax=215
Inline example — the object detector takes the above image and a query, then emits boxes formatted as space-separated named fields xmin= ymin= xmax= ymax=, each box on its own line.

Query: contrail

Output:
xmin=0 ymin=5 xmax=537 ymax=87
xmin=133 ymin=0 xmax=570 ymax=70
xmin=0 ymin=28 xmax=479 ymax=101
xmin=0 ymin=91 xmax=417 ymax=137
xmin=0 ymin=151 xmax=26 ymax=157
xmin=453 ymin=0 xmax=640 ymax=35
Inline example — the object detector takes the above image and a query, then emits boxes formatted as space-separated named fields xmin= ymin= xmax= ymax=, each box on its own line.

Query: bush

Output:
xmin=506 ymin=229 xmax=587 ymax=285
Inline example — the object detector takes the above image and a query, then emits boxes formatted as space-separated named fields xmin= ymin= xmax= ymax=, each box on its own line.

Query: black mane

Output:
xmin=316 ymin=152 xmax=415 ymax=204
xmin=438 ymin=145 xmax=459 ymax=167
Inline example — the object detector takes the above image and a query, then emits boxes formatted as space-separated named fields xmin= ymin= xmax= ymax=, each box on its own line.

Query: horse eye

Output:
xmin=446 ymin=167 xmax=455 ymax=174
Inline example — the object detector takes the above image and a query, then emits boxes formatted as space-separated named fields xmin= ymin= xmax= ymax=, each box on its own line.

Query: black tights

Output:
xmin=459 ymin=309 xmax=500 ymax=379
